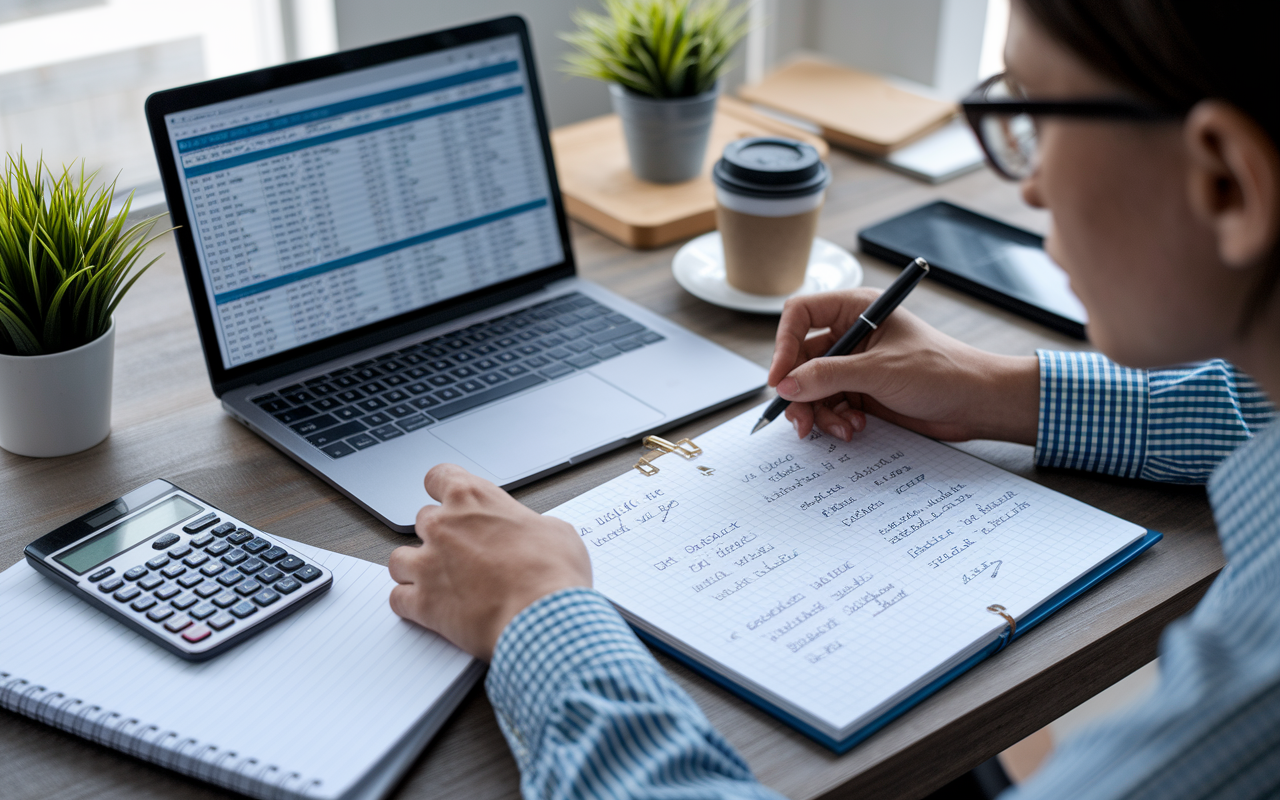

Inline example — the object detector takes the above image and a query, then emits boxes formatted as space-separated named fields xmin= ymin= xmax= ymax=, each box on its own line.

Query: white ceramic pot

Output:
xmin=0 ymin=320 xmax=114 ymax=457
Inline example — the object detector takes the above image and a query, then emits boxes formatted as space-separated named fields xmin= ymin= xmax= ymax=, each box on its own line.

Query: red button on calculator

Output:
xmin=182 ymin=625 xmax=212 ymax=643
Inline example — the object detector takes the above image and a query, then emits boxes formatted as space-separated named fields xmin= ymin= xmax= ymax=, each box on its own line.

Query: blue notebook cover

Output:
xmin=631 ymin=528 xmax=1163 ymax=754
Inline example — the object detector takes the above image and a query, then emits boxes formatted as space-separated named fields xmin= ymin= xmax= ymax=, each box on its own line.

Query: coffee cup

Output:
xmin=711 ymin=137 xmax=831 ymax=296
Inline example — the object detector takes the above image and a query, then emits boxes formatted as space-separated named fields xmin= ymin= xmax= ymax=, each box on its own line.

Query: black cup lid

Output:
xmin=712 ymin=137 xmax=831 ymax=198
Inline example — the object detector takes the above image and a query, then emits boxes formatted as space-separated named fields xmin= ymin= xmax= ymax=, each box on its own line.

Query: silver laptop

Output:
xmin=146 ymin=15 xmax=765 ymax=531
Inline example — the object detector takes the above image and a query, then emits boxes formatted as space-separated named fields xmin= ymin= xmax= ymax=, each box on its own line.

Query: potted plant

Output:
xmin=563 ymin=0 xmax=749 ymax=183
xmin=0 ymin=154 xmax=165 ymax=457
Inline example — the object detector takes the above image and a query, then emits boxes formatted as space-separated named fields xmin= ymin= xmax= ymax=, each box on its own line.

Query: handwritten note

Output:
xmin=548 ymin=404 xmax=1146 ymax=736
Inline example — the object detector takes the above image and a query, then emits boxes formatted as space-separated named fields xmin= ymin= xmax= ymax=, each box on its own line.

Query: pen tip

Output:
xmin=750 ymin=418 xmax=769 ymax=435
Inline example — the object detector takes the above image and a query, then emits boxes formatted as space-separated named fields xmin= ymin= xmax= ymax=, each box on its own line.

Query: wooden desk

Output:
xmin=0 ymin=150 xmax=1223 ymax=800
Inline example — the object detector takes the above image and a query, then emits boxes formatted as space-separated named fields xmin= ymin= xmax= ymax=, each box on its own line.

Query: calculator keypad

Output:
xmin=295 ymin=565 xmax=322 ymax=583
xmin=147 ymin=606 xmax=174 ymax=622
xmin=236 ymin=580 xmax=263 ymax=596
xmin=67 ymin=496 xmax=332 ymax=659
xmin=138 ymin=575 xmax=164 ymax=591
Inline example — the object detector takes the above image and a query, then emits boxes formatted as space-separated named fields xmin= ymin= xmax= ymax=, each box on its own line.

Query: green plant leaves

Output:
xmin=0 ymin=153 xmax=167 ymax=356
xmin=562 ymin=0 xmax=749 ymax=99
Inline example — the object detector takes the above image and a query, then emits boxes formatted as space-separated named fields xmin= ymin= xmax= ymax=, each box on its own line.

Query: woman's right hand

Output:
xmin=768 ymin=288 xmax=1042 ymax=445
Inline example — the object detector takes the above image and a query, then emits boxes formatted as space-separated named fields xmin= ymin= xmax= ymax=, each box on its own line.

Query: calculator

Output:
xmin=25 ymin=479 xmax=333 ymax=661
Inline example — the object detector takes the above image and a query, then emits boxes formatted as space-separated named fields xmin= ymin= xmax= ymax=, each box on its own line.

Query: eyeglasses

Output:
xmin=961 ymin=72 xmax=1180 ymax=180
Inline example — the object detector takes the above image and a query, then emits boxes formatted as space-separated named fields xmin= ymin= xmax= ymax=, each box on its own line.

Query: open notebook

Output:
xmin=0 ymin=540 xmax=481 ymax=800
xmin=548 ymin=404 xmax=1160 ymax=752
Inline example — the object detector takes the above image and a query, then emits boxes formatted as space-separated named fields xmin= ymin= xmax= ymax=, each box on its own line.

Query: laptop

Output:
xmin=145 ymin=15 xmax=765 ymax=532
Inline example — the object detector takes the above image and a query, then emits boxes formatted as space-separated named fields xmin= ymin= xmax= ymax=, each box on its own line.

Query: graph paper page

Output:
xmin=548 ymin=404 xmax=1147 ymax=733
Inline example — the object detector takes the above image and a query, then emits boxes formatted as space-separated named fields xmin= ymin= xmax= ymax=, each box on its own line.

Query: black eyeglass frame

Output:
xmin=961 ymin=72 xmax=1181 ymax=180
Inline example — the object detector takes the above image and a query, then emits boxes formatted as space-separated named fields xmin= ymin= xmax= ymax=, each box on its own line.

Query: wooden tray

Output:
xmin=550 ymin=97 xmax=828 ymax=250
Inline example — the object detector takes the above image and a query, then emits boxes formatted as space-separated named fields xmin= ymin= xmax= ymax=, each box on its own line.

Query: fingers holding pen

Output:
xmin=784 ymin=396 xmax=867 ymax=442
xmin=769 ymin=290 xmax=880 ymax=386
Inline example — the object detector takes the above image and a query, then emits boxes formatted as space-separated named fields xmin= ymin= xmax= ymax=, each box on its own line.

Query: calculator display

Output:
xmin=56 ymin=496 xmax=201 ymax=574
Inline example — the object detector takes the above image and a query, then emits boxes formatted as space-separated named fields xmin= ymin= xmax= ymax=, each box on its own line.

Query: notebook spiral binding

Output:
xmin=0 ymin=671 xmax=320 ymax=800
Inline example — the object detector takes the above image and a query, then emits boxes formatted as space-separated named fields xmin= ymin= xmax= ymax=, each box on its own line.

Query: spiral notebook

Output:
xmin=548 ymin=404 xmax=1160 ymax=752
xmin=0 ymin=540 xmax=481 ymax=800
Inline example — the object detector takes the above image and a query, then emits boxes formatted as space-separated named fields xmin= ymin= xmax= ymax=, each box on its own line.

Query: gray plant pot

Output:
xmin=610 ymin=83 xmax=719 ymax=184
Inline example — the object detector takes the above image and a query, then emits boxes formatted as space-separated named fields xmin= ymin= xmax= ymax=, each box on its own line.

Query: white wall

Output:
xmin=750 ymin=0 xmax=993 ymax=99
xmin=330 ymin=0 xmax=995 ymax=127
xmin=332 ymin=0 xmax=614 ymax=128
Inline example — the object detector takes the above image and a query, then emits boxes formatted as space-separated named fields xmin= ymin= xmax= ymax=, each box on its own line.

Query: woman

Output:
xmin=387 ymin=1 xmax=1280 ymax=797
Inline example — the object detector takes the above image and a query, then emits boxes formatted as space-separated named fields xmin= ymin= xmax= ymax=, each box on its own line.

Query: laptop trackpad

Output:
xmin=429 ymin=373 xmax=664 ymax=481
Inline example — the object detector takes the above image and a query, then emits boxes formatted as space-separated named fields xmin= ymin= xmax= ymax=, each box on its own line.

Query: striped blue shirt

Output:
xmin=486 ymin=352 xmax=1275 ymax=800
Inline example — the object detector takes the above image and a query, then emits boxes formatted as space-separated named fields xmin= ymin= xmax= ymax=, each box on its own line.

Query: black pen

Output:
xmin=751 ymin=257 xmax=930 ymax=435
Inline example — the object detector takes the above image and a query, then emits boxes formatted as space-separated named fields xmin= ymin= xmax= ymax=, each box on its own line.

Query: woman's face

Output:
xmin=1005 ymin=4 xmax=1254 ymax=368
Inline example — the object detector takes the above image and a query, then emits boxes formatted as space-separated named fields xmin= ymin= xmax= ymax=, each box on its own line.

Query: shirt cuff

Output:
xmin=1142 ymin=360 xmax=1270 ymax=483
xmin=1036 ymin=349 xmax=1148 ymax=479
xmin=485 ymin=587 xmax=656 ymax=770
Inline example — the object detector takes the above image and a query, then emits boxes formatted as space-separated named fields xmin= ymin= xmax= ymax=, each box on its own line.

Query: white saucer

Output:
xmin=672 ymin=232 xmax=863 ymax=314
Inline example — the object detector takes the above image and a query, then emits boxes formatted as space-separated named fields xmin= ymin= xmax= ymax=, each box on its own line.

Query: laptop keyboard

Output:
xmin=249 ymin=293 xmax=665 ymax=459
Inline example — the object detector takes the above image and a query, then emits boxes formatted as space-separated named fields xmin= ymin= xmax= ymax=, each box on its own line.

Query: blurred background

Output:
xmin=0 ymin=0 xmax=1009 ymax=211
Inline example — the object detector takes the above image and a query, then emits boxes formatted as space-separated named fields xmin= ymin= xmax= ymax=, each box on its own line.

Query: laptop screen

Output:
xmin=160 ymin=33 xmax=565 ymax=371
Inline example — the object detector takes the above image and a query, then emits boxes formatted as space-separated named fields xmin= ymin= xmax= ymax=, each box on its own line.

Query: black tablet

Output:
xmin=858 ymin=201 xmax=1087 ymax=339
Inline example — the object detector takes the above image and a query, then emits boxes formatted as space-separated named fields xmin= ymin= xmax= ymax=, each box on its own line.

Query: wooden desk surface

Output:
xmin=0 ymin=151 xmax=1223 ymax=800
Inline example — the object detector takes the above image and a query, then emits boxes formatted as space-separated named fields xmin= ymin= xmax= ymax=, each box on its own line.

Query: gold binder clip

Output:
xmin=643 ymin=435 xmax=702 ymax=459
xmin=634 ymin=450 xmax=663 ymax=476
xmin=633 ymin=435 xmax=703 ymax=475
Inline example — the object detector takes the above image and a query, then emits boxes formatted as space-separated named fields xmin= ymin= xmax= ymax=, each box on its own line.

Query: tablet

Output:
xmin=858 ymin=201 xmax=1087 ymax=339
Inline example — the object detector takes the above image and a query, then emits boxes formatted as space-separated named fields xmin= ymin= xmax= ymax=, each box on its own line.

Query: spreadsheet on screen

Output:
xmin=163 ymin=34 xmax=565 ymax=370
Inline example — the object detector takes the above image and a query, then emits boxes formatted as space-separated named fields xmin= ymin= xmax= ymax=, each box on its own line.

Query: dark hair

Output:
xmin=1020 ymin=0 xmax=1280 ymax=327
xmin=1019 ymin=1 xmax=1277 ymax=137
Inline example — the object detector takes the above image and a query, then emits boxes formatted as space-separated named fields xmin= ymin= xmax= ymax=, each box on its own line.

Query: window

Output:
xmin=0 ymin=0 xmax=336 ymax=208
